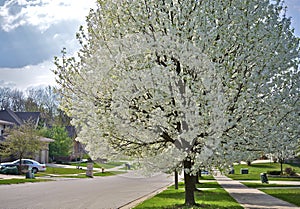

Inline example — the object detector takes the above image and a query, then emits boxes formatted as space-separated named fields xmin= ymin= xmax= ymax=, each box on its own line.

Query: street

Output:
xmin=0 ymin=171 xmax=173 ymax=209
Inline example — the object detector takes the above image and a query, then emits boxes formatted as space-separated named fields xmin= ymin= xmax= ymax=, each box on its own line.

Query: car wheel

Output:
xmin=32 ymin=167 xmax=38 ymax=173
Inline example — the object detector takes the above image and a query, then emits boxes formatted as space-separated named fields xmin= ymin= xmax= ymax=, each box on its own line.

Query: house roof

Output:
xmin=15 ymin=112 xmax=40 ymax=124
xmin=0 ymin=136 xmax=54 ymax=143
xmin=0 ymin=109 xmax=23 ymax=125
xmin=0 ymin=109 xmax=40 ymax=126
xmin=0 ymin=109 xmax=54 ymax=144
xmin=40 ymin=137 xmax=55 ymax=143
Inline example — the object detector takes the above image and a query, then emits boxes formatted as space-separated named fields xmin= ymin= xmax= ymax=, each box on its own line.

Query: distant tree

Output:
xmin=53 ymin=109 xmax=72 ymax=127
xmin=24 ymin=97 xmax=39 ymax=112
xmin=0 ymin=87 xmax=26 ymax=111
xmin=40 ymin=126 xmax=72 ymax=160
xmin=220 ymin=66 xmax=299 ymax=169
xmin=0 ymin=122 xmax=44 ymax=173
xmin=26 ymin=86 xmax=59 ymax=124
xmin=10 ymin=89 xmax=26 ymax=111
xmin=259 ymin=72 xmax=299 ymax=173
xmin=0 ymin=87 xmax=10 ymax=110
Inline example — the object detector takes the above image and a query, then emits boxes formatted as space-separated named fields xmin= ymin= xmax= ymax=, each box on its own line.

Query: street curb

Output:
xmin=118 ymin=182 xmax=174 ymax=209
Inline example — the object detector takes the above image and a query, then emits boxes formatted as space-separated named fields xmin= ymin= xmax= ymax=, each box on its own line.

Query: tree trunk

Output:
xmin=18 ymin=157 xmax=23 ymax=174
xmin=183 ymin=159 xmax=196 ymax=206
xmin=196 ymin=171 xmax=200 ymax=184
xmin=174 ymin=170 xmax=178 ymax=190
xmin=280 ymin=158 xmax=283 ymax=175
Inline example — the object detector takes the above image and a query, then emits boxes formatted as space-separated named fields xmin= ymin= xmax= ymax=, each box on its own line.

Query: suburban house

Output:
xmin=0 ymin=109 xmax=54 ymax=163
xmin=61 ymin=125 xmax=87 ymax=162
xmin=0 ymin=119 xmax=14 ymax=139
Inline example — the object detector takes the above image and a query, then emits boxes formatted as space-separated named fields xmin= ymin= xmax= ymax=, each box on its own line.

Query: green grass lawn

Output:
xmin=261 ymin=188 xmax=300 ymax=206
xmin=0 ymin=178 xmax=52 ymax=185
xmin=199 ymin=175 xmax=215 ymax=180
xmin=134 ymin=182 xmax=243 ymax=209
xmin=70 ymin=161 xmax=125 ymax=169
xmin=228 ymin=163 xmax=300 ymax=181
xmin=36 ymin=167 xmax=86 ymax=176
xmin=35 ymin=167 xmax=125 ymax=178
xmin=2 ymin=166 xmax=125 ymax=183
xmin=36 ymin=171 xmax=125 ymax=178
xmin=242 ymin=182 xmax=300 ymax=188
xmin=93 ymin=171 xmax=125 ymax=176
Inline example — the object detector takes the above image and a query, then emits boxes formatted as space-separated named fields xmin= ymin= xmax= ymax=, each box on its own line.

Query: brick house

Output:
xmin=65 ymin=125 xmax=87 ymax=161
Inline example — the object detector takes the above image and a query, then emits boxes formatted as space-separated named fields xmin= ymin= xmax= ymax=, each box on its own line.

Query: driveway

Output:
xmin=0 ymin=171 xmax=173 ymax=209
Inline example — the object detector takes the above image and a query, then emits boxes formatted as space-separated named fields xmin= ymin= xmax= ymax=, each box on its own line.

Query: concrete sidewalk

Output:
xmin=214 ymin=175 xmax=300 ymax=209
xmin=0 ymin=174 xmax=24 ymax=179
xmin=46 ymin=162 xmax=125 ymax=172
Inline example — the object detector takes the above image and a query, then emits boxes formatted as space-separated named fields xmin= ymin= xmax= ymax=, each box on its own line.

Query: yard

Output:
xmin=228 ymin=162 xmax=300 ymax=207
xmin=134 ymin=162 xmax=300 ymax=208
xmin=228 ymin=162 xmax=300 ymax=181
xmin=0 ymin=161 xmax=126 ymax=183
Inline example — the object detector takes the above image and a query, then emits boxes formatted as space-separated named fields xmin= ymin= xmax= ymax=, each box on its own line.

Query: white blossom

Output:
xmin=54 ymin=0 xmax=299 ymax=204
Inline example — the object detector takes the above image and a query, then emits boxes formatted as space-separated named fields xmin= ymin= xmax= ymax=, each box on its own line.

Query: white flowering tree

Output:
xmin=222 ymin=67 xmax=299 ymax=169
xmin=54 ymin=0 xmax=299 ymax=206
xmin=245 ymin=67 xmax=299 ymax=172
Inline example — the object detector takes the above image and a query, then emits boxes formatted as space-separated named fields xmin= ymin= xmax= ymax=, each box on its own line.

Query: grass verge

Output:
xmin=134 ymin=182 xmax=242 ymax=209
xmin=0 ymin=178 xmax=52 ymax=185
xmin=93 ymin=171 xmax=125 ymax=177
xmin=70 ymin=161 xmax=125 ymax=169
xmin=34 ymin=167 xmax=125 ymax=178
xmin=242 ymin=182 xmax=300 ymax=188
xmin=199 ymin=175 xmax=215 ymax=180
xmin=261 ymin=188 xmax=300 ymax=206
xmin=35 ymin=167 xmax=86 ymax=177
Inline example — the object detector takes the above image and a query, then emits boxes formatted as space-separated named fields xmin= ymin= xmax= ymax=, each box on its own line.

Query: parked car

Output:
xmin=0 ymin=159 xmax=46 ymax=173
xmin=201 ymin=170 xmax=209 ymax=175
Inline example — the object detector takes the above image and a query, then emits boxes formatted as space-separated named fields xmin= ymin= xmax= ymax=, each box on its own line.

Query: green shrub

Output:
xmin=285 ymin=167 xmax=296 ymax=176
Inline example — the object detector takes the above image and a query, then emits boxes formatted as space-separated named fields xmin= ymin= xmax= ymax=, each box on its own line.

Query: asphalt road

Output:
xmin=0 ymin=171 xmax=173 ymax=209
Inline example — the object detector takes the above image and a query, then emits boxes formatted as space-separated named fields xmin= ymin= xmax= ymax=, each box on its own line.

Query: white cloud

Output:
xmin=0 ymin=0 xmax=96 ymax=32
xmin=0 ymin=0 xmax=96 ymax=90
xmin=0 ymin=61 xmax=57 ymax=90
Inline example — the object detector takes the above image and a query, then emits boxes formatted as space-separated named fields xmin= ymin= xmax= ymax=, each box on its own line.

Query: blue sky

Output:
xmin=0 ymin=0 xmax=299 ymax=90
